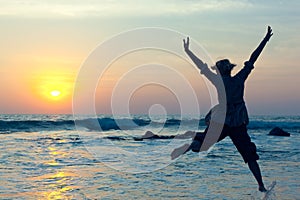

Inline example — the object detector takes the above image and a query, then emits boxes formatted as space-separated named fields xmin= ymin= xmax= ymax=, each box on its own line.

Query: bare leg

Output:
xmin=248 ymin=160 xmax=267 ymax=192
xmin=171 ymin=135 xmax=204 ymax=160
xmin=171 ymin=143 xmax=191 ymax=160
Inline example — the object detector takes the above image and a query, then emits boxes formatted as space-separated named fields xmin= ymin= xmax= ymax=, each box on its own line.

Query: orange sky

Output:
xmin=0 ymin=1 xmax=299 ymax=115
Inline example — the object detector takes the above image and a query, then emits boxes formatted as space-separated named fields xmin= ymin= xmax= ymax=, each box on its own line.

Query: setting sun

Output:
xmin=44 ymin=86 xmax=65 ymax=101
xmin=50 ymin=90 xmax=61 ymax=97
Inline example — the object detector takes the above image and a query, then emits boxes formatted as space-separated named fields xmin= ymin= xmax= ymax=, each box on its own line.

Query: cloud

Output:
xmin=0 ymin=0 xmax=252 ymax=18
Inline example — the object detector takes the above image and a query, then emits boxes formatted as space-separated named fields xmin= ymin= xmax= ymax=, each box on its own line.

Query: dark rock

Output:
xmin=142 ymin=131 xmax=156 ymax=139
xmin=268 ymin=127 xmax=290 ymax=137
xmin=136 ymin=131 xmax=175 ymax=140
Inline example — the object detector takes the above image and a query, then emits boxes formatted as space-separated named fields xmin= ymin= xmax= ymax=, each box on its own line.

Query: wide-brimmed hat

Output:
xmin=211 ymin=59 xmax=236 ymax=74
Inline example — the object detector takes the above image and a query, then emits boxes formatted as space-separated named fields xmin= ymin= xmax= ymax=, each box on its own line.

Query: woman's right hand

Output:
xmin=183 ymin=37 xmax=190 ymax=51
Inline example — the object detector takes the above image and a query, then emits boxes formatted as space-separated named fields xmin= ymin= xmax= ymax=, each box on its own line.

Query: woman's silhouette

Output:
xmin=172 ymin=26 xmax=273 ymax=192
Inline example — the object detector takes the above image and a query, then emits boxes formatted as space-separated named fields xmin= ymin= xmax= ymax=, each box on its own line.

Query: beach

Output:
xmin=0 ymin=115 xmax=299 ymax=199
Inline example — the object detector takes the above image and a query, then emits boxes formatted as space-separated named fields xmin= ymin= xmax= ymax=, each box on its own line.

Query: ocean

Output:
xmin=0 ymin=114 xmax=299 ymax=199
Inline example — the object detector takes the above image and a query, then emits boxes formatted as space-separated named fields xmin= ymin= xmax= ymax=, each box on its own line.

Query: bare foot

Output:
xmin=259 ymin=185 xmax=267 ymax=192
xmin=171 ymin=143 xmax=190 ymax=160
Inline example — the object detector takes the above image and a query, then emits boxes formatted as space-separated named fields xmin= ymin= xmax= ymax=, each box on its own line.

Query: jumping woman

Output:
xmin=171 ymin=26 xmax=273 ymax=192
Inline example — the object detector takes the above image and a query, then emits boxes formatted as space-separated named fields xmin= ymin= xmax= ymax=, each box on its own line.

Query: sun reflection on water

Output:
xmin=33 ymin=143 xmax=80 ymax=199
xmin=42 ymin=184 xmax=76 ymax=200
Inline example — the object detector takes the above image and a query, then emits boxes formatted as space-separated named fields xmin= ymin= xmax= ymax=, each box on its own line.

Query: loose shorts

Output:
xmin=191 ymin=123 xmax=259 ymax=163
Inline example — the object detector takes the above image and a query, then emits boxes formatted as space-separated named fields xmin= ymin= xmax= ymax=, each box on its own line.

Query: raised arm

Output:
xmin=235 ymin=26 xmax=273 ymax=81
xmin=183 ymin=37 xmax=217 ymax=83
xmin=248 ymin=26 xmax=273 ymax=64
xmin=183 ymin=37 xmax=208 ymax=70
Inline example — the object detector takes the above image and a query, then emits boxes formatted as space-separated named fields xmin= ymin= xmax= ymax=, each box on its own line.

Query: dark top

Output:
xmin=200 ymin=61 xmax=254 ymax=127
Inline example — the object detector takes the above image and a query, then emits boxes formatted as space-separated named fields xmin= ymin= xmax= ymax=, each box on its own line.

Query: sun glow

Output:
xmin=31 ymin=70 xmax=74 ymax=103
